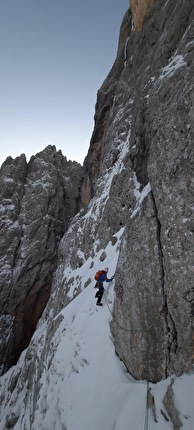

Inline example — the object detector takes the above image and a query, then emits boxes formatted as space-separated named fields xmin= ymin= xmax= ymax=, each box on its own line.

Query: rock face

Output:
xmin=0 ymin=145 xmax=83 ymax=374
xmin=82 ymin=0 xmax=194 ymax=382
xmin=109 ymin=0 xmax=194 ymax=381
xmin=81 ymin=9 xmax=132 ymax=207
xmin=0 ymin=0 xmax=194 ymax=386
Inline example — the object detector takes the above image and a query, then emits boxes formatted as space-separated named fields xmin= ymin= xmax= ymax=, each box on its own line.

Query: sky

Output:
xmin=0 ymin=0 xmax=129 ymax=166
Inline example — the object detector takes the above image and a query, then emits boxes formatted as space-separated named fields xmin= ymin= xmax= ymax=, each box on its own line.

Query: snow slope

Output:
xmin=0 ymin=229 xmax=194 ymax=430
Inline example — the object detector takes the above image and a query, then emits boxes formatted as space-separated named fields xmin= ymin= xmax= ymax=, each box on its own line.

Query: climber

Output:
xmin=95 ymin=268 xmax=114 ymax=306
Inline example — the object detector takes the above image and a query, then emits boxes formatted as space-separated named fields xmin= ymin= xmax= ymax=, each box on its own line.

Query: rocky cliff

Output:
xmin=81 ymin=0 xmax=194 ymax=382
xmin=0 ymin=146 xmax=83 ymax=374
xmin=81 ymin=8 xmax=132 ymax=207
xmin=0 ymin=0 xmax=194 ymax=397
xmin=110 ymin=0 xmax=194 ymax=382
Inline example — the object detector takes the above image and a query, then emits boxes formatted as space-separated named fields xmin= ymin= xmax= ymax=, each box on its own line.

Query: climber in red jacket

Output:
xmin=95 ymin=268 xmax=114 ymax=306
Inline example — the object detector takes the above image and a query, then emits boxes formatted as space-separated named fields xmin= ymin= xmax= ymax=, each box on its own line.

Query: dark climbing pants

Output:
xmin=95 ymin=286 xmax=104 ymax=304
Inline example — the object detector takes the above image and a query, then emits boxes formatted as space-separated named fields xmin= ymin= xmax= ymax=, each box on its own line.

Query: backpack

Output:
xmin=94 ymin=270 xmax=106 ymax=281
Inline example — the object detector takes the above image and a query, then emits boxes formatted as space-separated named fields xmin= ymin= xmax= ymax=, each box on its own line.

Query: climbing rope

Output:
xmin=144 ymin=380 xmax=150 ymax=430
xmin=104 ymin=287 xmax=162 ymax=334
xmin=104 ymin=283 xmax=164 ymax=430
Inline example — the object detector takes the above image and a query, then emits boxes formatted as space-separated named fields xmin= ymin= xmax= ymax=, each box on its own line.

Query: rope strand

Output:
xmin=103 ymin=283 xmax=161 ymax=430
xmin=104 ymin=288 xmax=161 ymax=334
xmin=144 ymin=380 xmax=150 ymax=430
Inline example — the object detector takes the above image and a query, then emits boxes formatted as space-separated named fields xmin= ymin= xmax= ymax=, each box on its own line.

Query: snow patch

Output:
xmin=131 ymin=173 xmax=151 ymax=218
xmin=159 ymin=54 xmax=186 ymax=80
xmin=2 ymin=177 xmax=14 ymax=183
xmin=82 ymin=139 xmax=129 ymax=226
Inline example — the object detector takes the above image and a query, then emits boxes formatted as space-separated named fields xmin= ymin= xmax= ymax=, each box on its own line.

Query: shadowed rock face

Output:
xmin=0 ymin=145 xmax=83 ymax=374
xmin=81 ymin=9 xmax=132 ymax=207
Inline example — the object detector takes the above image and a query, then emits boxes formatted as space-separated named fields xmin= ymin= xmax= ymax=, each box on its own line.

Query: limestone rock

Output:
xmin=0 ymin=145 xmax=83 ymax=374
xmin=46 ymin=0 xmax=194 ymax=382
xmin=109 ymin=0 xmax=194 ymax=381
xmin=0 ymin=0 xmax=194 ymax=387
xmin=81 ymin=9 xmax=132 ymax=207
xmin=163 ymin=378 xmax=182 ymax=429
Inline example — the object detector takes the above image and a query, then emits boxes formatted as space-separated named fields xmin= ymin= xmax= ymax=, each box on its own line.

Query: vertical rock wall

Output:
xmin=108 ymin=0 xmax=194 ymax=381
xmin=81 ymin=9 xmax=132 ymax=207
xmin=0 ymin=146 xmax=83 ymax=374
xmin=79 ymin=0 xmax=194 ymax=382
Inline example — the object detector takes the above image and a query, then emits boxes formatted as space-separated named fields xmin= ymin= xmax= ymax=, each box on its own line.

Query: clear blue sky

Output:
xmin=0 ymin=0 xmax=129 ymax=166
